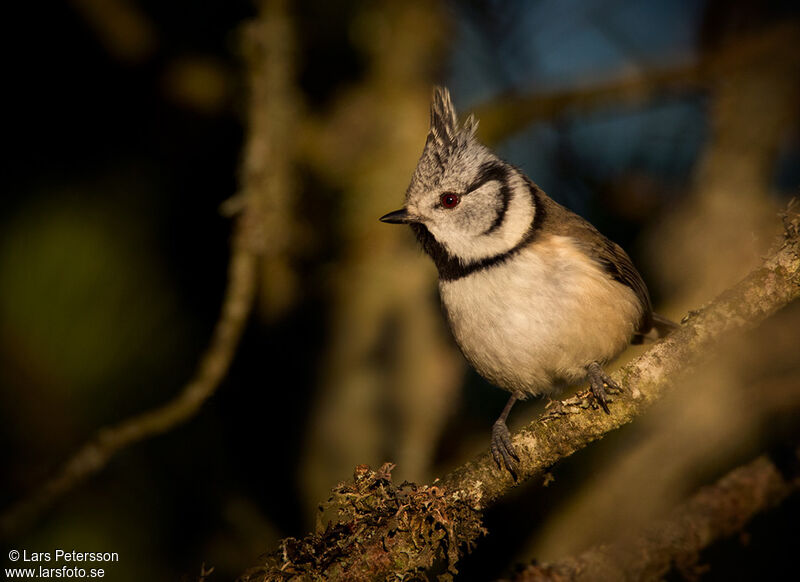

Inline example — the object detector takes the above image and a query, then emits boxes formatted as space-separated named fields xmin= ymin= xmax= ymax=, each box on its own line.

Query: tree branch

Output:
xmin=509 ymin=446 xmax=800 ymax=581
xmin=474 ymin=22 xmax=800 ymax=145
xmin=242 ymin=201 xmax=800 ymax=580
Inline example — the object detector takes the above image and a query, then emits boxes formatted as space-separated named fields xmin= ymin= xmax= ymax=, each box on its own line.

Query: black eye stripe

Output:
xmin=464 ymin=162 xmax=512 ymax=235
xmin=467 ymin=162 xmax=509 ymax=193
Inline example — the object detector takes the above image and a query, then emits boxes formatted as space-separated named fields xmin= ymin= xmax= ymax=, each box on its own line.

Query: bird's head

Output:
xmin=380 ymin=87 xmax=536 ymax=266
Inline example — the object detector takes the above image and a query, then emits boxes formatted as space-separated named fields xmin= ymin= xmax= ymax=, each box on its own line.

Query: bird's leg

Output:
xmin=586 ymin=362 xmax=622 ymax=414
xmin=491 ymin=394 xmax=520 ymax=474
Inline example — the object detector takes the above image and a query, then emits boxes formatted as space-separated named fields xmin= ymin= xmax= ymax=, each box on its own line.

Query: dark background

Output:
xmin=2 ymin=1 xmax=799 ymax=580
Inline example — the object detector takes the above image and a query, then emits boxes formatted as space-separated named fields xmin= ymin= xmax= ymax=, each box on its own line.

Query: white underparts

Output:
xmin=440 ymin=234 xmax=643 ymax=396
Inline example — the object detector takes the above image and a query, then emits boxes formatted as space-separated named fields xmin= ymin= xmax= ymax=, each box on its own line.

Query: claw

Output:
xmin=586 ymin=362 xmax=622 ymax=415
xmin=491 ymin=420 xmax=519 ymax=475
xmin=589 ymin=376 xmax=611 ymax=414
xmin=490 ymin=394 xmax=520 ymax=476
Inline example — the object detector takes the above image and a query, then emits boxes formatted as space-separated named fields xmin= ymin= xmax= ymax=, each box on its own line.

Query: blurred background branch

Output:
xmin=236 ymin=0 xmax=299 ymax=321
xmin=510 ymin=445 xmax=800 ymax=582
xmin=474 ymin=22 xmax=799 ymax=146
xmin=297 ymin=0 xmax=464 ymax=516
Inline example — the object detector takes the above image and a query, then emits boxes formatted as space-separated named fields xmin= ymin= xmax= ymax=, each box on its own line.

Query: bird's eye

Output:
xmin=440 ymin=193 xmax=460 ymax=209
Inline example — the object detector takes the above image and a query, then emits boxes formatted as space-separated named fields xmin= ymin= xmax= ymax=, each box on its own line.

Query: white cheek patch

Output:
xmin=434 ymin=172 xmax=535 ymax=263
xmin=459 ymin=188 xmax=499 ymax=231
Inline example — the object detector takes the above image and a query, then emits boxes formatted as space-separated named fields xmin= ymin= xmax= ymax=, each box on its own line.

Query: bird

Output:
xmin=379 ymin=87 xmax=677 ymax=474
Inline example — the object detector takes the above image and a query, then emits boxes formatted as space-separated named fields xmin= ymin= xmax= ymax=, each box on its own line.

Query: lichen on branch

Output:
xmin=239 ymin=463 xmax=485 ymax=581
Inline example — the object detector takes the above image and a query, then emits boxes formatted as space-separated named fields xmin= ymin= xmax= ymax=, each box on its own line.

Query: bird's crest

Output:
xmin=428 ymin=86 xmax=477 ymax=150
xmin=410 ymin=87 xmax=479 ymax=191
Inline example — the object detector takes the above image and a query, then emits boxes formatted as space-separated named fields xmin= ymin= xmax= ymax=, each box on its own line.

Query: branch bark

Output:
xmin=509 ymin=446 xmax=800 ymax=581
xmin=243 ymin=201 xmax=800 ymax=580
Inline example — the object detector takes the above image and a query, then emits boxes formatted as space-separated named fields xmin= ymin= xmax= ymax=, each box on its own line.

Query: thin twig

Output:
xmin=0 ymin=230 xmax=258 ymax=538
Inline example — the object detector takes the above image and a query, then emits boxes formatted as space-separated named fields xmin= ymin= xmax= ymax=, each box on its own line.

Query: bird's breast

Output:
xmin=439 ymin=235 xmax=642 ymax=396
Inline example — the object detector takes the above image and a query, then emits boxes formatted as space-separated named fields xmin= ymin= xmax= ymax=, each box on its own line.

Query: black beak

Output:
xmin=379 ymin=208 xmax=416 ymax=224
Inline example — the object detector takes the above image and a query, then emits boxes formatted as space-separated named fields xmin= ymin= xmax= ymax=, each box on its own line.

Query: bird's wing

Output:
xmin=542 ymin=199 xmax=653 ymax=332
xmin=524 ymin=181 xmax=655 ymax=333
xmin=590 ymin=235 xmax=654 ymax=334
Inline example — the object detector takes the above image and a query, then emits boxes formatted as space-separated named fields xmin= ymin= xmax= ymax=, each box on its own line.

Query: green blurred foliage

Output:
xmin=1 ymin=195 xmax=181 ymax=397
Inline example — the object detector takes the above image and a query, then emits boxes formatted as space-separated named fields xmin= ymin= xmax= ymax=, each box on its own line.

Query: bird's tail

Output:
xmin=632 ymin=313 xmax=679 ymax=344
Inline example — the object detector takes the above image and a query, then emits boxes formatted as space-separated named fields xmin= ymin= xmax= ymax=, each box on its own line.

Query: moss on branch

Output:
xmin=239 ymin=463 xmax=485 ymax=581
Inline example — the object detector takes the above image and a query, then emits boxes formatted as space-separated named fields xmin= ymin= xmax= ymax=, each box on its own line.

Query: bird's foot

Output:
xmin=586 ymin=362 xmax=622 ymax=415
xmin=491 ymin=419 xmax=519 ymax=476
